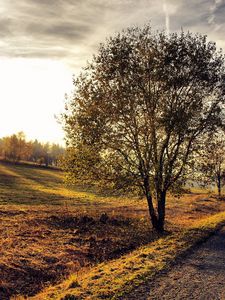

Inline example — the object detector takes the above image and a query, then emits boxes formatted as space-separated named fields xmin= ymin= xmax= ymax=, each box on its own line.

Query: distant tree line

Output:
xmin=0 ymin=132 xmax=65 ymax=167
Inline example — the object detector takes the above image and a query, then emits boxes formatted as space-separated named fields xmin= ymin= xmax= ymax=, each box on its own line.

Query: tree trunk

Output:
xmin=146 ymin=193 xmax=159 ymax=230
xmin=144 ymin=178 xmax=165 ymax=232
xmin=217 ymin=174 xmax=221 ymax=196
xmin=157 ymin=191 xmax=166 ymax=232
xmin=144 ymin=177 xmax=158 ymax=230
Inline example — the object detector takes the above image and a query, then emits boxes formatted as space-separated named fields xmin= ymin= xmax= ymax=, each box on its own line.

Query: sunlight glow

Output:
xmin=0 ymin=58 xmax=74 ymax=144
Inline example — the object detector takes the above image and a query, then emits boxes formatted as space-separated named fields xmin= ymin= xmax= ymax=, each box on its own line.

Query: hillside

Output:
xmin=0 ymin=161 xmax=224 ymax=299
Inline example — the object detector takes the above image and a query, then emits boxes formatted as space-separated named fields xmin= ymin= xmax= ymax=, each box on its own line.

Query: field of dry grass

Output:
xmin=36 ymin=211 xmax=225 ymax=300
xmin=0 ymin=161 xmax=224 ymax=299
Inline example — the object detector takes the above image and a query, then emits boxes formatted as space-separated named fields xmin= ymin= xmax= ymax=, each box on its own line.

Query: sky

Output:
xmin=0 ymin=0 xmax=224 ymax=144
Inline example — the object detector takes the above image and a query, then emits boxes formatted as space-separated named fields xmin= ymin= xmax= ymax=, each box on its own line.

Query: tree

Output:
xmin=16 ymin=131 xmax=31 ymax=161
xmin=197 ymin=133 xmax=225 ymax=196
xmin=0 ymin=132 xmax=32 ymax=162
xmin=63 ymin=26 xmax=225 ymax=232
xmin=0 ymin=139 xmax=3 ymax=158
xmin=50 ymin=143 xmax=65 ymax=166
xmin=31 ymin=139 xmax=44 ymax=163
xmin=31 ymin=140 xmax=48 ymax=166
xmin=4 ymin=134 xmax=19 ymax=162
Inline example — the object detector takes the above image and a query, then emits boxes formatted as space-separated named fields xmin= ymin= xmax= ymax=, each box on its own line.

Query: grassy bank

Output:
xmin=32 ymin=212 xmax=225 ymax=300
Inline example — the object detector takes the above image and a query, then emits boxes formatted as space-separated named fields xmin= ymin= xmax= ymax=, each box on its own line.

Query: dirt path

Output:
xmin=124 ymin=227 xmax=225 ymax=300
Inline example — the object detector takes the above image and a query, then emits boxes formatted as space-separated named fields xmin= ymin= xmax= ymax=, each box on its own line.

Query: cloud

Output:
xmin=0 ymin=0 xmax=162 ymax=69
xmin=208 ymin=0 xmax=223 ymax=28
xmin=0 ymin=0 xmax=224 ymax=72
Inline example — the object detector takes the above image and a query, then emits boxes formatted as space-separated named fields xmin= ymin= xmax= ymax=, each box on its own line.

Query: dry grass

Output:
xmin=31 ymin=212 xmax=225 ymax=300
xmin=0 ymin=161 xmax=224 ymax=299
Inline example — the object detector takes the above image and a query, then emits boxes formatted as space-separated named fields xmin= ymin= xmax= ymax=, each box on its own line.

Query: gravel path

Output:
xmin=124 ymin=227 xmax=225 ymax=300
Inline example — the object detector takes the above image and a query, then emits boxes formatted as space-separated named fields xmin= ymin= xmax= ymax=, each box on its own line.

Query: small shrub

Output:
xmin=99 ymin=213 xmax=109 ymax=224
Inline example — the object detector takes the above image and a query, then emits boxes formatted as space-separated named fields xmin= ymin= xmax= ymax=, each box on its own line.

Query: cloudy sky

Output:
xmin=0 ymin=0 xmax=224 ymax=144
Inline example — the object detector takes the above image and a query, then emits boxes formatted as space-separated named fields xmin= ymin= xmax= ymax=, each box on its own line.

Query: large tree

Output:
xmin=63 ymin=26 xmax=224 ymax=232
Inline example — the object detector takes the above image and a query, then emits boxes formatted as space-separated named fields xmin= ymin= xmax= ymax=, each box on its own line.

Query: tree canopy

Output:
xmin=63 ymin=25 xmax=225 ymax=231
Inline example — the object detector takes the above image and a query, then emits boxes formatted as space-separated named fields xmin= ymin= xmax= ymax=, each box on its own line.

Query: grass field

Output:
xmin=0 ymin=161 xmax=224 ymax=299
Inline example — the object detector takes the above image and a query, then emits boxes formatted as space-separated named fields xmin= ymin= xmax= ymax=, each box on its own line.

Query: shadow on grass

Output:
xmin=0 ymin=161 xmax=141 ymax=207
